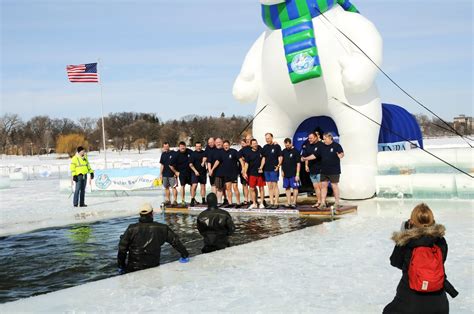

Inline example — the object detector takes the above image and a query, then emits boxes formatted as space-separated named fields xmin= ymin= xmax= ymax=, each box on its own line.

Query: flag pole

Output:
xmin=98 ymin=58 xmax=107 ymax=169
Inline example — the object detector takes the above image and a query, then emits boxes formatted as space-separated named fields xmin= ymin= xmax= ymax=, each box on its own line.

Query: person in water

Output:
xmin=117 ymin=203 xmax=189 ymax=273
xmin=196 ymin=193 xmax=236 ymax=253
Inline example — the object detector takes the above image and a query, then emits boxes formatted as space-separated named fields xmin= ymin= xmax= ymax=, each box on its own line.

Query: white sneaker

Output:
xmin=248 ymin=204 xmax=257 ymax=210
xmin=259 ymin=203 xmax=265 ymax=209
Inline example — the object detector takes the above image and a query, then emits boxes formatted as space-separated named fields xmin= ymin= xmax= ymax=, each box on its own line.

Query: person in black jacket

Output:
xmin=196 ymin=193 xmax=236 ymax=253
xmin=384 ymin=203 xmax=450 ymax=314
xmin=117 ymin=203 xmax=189 ymax=273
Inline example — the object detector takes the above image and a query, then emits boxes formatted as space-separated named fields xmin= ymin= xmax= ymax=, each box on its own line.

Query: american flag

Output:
xmin=66 ymin=63 xmax=99 ymax=83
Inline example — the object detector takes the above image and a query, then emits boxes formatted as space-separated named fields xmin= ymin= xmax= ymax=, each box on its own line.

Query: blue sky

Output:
xmin=1 ymin=0 xmax=472 ymax=121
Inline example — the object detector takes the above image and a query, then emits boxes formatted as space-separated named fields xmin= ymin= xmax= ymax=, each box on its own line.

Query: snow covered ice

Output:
xmin=0 ymin=138 xmax=473 ymax=312
xmin=0 ymin=199 xmax=472 ymax=313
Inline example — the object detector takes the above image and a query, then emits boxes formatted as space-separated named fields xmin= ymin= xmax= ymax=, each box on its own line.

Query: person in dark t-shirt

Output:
xmin=241 ymin=139 xmax=266 ymax=210
xmin=301 ymin=132 xmax=325 ymax=208
xmin=169 ymin=142 xmax=192 ymax=206
xmin=159 ymin=142 xmax=178 ymax=205
xmin=281 ymin=138 xmax=301 ymax=208
xmin=208 ymin=138 xmax=228 ymax=205
xmin=189 ymin=141 xmax=207 ymax=206
xmin=213 ymin=140 xmax=241 ymax=207
xmin=205 ymin=137 xmax=217 ymax=193
xmin=238 ymin=138 xmax=251 ymax=206
xmin=261 ymin=133 xmax=282 ymax=209
xmin=319 ymin=133 xmax=344 ymax=208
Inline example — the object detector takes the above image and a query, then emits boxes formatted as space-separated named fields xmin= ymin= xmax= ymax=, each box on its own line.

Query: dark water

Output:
xmin=0 ymin=213 xmax=330 ymax=303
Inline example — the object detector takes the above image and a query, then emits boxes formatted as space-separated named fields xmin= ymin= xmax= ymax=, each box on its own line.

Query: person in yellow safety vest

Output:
xmin=70 ymin=146 xmax=94 ymax=207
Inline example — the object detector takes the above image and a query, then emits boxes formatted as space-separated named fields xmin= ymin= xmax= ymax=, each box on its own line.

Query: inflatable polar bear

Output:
xmin=232 ymin=0 xmax=383 ymax=199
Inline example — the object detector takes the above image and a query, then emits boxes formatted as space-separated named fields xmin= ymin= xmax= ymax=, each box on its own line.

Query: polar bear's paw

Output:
xmin=339 ymin=164 xmax=377 ymax=200
xmin=339 ymin=55 xmax=374 ymax=94
xmin=232 ymin=72 xmax=259 ymax=104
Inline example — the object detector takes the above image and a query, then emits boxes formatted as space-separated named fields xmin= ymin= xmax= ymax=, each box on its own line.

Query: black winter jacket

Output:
xmin=117 ymin=215 xmax=189 ymax=272
xmin=197 ymin=207 xmax=235 ymax=251
xmin=384 ymin=224 xmax=449 ymax=314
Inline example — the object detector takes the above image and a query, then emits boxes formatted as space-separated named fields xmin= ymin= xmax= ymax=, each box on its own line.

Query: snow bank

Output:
xmin=1 ymin=199 xmax=471 ymax=313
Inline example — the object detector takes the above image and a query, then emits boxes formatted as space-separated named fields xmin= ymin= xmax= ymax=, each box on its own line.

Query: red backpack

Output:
xmin=408 ymin=245 xmax=445 ymax=292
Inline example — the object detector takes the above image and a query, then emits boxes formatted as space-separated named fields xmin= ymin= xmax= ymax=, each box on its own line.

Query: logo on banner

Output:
xmin=96 ymin=173 xmax=112 ymax=189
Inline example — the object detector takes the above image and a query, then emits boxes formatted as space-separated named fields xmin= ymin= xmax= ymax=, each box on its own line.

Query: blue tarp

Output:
xmin=291 ymin=103 xmax=423 ymax=152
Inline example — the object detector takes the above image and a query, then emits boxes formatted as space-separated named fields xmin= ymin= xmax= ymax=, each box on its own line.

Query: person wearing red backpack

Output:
xmin=384 ymin=203 xmax=457 ymax=314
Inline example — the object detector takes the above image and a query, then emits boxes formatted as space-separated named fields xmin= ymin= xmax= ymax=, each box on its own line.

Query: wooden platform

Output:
xmin=163 ymin=203 xmax=357 ymax=217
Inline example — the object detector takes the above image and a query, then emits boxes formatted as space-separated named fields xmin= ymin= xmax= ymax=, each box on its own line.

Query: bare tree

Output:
xmin=0 ymin=113 xmax=23 ymax=153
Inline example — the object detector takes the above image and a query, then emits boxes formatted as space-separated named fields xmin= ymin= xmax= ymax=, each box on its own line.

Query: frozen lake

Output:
xmin=0 ymin=199 xmax=472 ymax=313
xmin=0 ymin=137 xmax=472 ymax=312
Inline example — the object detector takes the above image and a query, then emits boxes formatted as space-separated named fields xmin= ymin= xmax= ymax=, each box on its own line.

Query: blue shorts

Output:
xmin=264 ymin=171 xmax=279 ymax=182
xmin=310 ymin=173 xmax=321 ymax=183
xmin=283 ymin=177 xmax=300 ymax=189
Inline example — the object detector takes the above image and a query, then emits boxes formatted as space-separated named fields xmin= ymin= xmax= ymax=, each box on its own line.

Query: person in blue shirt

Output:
xmin=159 ymin=142 xmax=178 ymax=206
xmin=281 ymin=138 xmax=301 ymax=208
xmin=319 ymin=133 xmax=344 ymax=209
xmin=189 ymin=141 xmax=207 ymax=206
xmin=261 ymin=133 xmax=283 ymax=209
xmin=170 ymin=142 xmax=193 ymax=206
xmin=301 ymin=132 xmax=325 ymax=208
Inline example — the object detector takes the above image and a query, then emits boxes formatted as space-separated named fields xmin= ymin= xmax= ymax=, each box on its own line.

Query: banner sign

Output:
xmin=93 ymin=167 xmax=161 ymax=191
xmin=378 ymin=140 xmax=420 ymax=152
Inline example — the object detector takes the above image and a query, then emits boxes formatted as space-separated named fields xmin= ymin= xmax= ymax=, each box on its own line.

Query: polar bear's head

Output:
xmin=260 ymin=0 xmax=285 ymax=4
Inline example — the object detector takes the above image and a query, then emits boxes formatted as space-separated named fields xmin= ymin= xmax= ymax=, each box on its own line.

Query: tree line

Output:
xmin=1 ymin=112 xmax=469 ymax=156
xmin=0 ymin=112 xmax=252 ymax=156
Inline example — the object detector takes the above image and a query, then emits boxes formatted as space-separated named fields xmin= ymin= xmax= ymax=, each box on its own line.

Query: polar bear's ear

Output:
xmin=260 ymin=0 xmax=286 ymax=4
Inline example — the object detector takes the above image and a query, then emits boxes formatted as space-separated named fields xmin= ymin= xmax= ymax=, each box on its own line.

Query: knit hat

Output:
xmin=139 ymin=203 xmax=153 ymax=215
xmin=77 ymin=146 xmax=85 ymax=153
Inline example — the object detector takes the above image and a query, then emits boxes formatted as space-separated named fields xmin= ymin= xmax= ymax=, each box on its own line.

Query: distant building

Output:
xmin=453 ymin=114 xmax=472 ymax=135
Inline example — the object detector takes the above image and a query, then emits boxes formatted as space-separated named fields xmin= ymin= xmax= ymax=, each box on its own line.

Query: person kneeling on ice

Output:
xmin=383 ymin=203 xmax=458 ymax=314
xmin=117 ymin=203 xmax=189 ymax=274
xmin=196 ymin=193 xmax=235 ymax=253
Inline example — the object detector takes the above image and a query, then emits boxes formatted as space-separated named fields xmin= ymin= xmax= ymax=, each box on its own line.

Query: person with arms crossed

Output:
xmin=189 ymin=141 xmax=207 ymax=206
xmin=208 ymin=138 xmax=228 ymax=205
xmin=281 ymin=138 xmax=301 ymax=208
xmin=319 ymin=133 xmax=344 ymax=209
xmin=242 ymin=139 xmax=266 ymax=210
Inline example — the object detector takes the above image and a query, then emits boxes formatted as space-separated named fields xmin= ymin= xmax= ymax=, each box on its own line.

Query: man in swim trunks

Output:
xmin=281 ymin=138 xmax=301 ymax=208
xmin=159 ymin=142 xmax=178 ymax=205
xmin=301 ymin=132 xmax=324 ymax=208
xmin=189 ymin=141 xmax=207 ymax=206
xmin=319 ymin=133 xmax=344 ymax=209
xmin=242 ymin=139 xmax=266 ymax=210
xmin=261 ymin=133 xmax=282 ymax=209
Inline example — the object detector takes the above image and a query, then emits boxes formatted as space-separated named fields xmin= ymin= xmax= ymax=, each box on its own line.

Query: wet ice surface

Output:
xmin=1 ymin=199 xmax=472 ymax=313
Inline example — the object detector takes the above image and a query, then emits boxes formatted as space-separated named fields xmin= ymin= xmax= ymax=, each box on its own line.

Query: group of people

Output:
xmin=118 ymin=192 xmax=235 ymax=273
xmin=117 ymin=199 xmax=456 ymax=314
xmin=159 ymin=131 xmax=344 ymax=210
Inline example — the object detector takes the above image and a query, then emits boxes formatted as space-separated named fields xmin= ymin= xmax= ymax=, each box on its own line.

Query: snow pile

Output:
xmin=1 ymin=199 xmax=472 ymax=313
